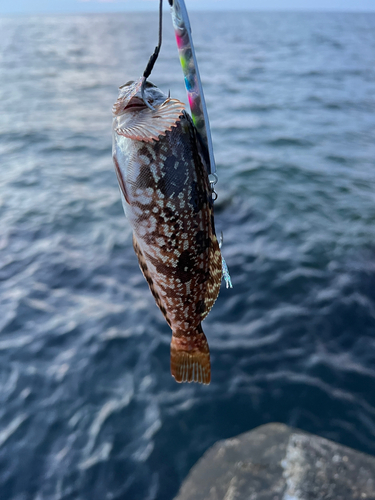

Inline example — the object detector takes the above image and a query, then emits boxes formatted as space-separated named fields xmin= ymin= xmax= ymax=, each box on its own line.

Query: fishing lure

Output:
xmin=169 ymin=0 xmax=232 ymax=289
xmin=168 ymin=0 xmax=216 ymax=178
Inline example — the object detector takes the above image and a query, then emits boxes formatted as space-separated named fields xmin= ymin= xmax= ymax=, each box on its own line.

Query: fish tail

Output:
xmin=170 ymin=325 xmax=211 ymax=385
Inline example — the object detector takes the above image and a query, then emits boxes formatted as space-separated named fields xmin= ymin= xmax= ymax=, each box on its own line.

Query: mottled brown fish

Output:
xmin=112 ymin=78 xmax=222 ymax=384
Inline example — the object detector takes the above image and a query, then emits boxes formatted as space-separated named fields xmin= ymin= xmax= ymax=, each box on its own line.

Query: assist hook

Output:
xmin=141 ymin=0 xmax=163 ymax=110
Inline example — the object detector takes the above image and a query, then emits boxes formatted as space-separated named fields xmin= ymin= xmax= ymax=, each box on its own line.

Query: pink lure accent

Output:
xmin=176 ymin=33 xmax=184 ymax=49
xmin=188 ymin=94 xmax=194 ymax=108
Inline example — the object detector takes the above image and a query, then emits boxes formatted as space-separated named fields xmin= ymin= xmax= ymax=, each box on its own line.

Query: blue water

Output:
xmin=1 ymin=10 xmax=375 ymax=500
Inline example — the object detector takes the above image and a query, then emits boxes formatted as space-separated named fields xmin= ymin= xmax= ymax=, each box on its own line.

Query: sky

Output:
xmin=1 ymin=0 xmax=375 ymax=15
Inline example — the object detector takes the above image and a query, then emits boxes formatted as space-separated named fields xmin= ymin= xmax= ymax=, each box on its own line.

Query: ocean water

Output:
xmin=1 ymin=10 xmax=375 ymax=500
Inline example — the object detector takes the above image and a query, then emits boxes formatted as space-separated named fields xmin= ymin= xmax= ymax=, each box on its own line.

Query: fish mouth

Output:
xmin=125 ymin=96 xmax=151 ymax=112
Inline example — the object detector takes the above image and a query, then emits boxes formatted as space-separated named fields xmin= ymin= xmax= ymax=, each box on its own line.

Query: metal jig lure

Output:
xmin=168 ymin=0 xmax=217 ymax=188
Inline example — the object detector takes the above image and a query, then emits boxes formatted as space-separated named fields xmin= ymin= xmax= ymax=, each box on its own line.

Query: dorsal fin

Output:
xmin=185 ymin=112 xmax=211 ymax=176
xmin=183 ymin=112 xmax=222 ymax=317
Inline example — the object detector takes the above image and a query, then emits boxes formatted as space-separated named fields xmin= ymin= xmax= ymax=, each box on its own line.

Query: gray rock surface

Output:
xmin=174 ymin=423 xmax=375 ymax=500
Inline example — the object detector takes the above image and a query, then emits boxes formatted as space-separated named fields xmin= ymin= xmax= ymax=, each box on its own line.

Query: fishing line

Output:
xmin=141 ymin=0 xmax=163 ymax=107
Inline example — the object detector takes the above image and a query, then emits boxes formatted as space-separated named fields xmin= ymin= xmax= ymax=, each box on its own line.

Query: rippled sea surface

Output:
xmin=1 ymin=10 xmax=375 ymax=500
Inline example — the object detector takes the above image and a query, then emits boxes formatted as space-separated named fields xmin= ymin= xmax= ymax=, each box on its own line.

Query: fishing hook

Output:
xmin=141 ymin=0 xmax=163 ymax=110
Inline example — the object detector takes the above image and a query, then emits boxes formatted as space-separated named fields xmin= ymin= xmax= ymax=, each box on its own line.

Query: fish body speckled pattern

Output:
xmin=112 ymin=78 xmax=222 ymax=384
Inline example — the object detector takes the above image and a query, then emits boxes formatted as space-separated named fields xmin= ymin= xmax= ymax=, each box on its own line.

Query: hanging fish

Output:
xmin=112 ymin=0 xmax=232 ymax=383
xmin=112 ymin=77 xmax=222 ymax=384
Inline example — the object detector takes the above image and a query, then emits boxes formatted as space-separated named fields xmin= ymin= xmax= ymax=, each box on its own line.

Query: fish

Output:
xmin=112 ymin=77 xmax=222 ymax=384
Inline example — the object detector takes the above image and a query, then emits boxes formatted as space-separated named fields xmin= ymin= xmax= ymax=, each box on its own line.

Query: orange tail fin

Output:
xmin=170 ymin=326 xmax=211 ymax=385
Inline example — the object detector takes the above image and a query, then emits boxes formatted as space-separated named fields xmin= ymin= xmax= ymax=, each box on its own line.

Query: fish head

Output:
xmin=112 ymin=78 xmax=167 ymax=117
xmin=112 ymin=77 xmax=185 ymax=143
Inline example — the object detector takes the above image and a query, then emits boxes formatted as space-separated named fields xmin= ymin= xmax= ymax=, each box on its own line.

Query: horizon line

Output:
xmin=1 ymin=8 xmax=375 ymax=15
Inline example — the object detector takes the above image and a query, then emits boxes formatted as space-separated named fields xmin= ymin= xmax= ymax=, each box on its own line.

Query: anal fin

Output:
xmin=170 ymin=326 xmax=211 ymax=385
xmin=201 ymin=234 xmax=222 ymax=320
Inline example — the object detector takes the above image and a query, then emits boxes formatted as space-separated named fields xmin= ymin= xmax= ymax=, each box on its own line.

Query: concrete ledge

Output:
xmin=174 ymin=423 xmax=375 ymax=500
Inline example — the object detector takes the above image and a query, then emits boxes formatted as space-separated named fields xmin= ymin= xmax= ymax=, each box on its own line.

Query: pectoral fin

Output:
xmin=113 ymin=155 xmax=130 ymax=204
xmin=115 ymin=98 xmax=185 ymax=142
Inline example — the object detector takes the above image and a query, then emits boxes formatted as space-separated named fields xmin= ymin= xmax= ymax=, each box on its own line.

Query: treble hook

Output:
xmin=141 ymin=0 xmax=163 ymax=110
